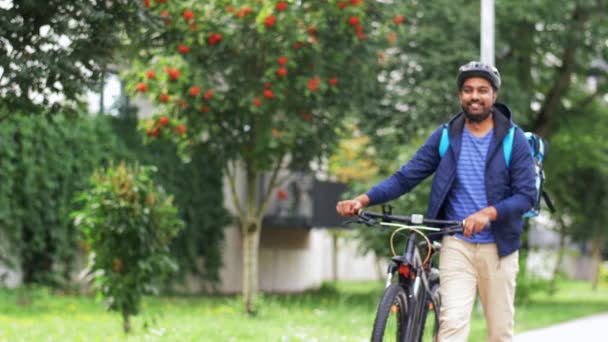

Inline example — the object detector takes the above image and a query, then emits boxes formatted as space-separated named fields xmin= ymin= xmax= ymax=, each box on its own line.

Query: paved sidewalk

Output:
xmin=514 ymin=313 xmax=608 ymax=341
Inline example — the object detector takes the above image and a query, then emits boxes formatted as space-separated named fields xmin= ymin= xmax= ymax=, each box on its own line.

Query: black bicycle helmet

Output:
xmin=457 ymin=61 xmax=501 ymax=90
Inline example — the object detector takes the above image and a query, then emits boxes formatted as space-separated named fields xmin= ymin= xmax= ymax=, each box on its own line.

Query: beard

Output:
xmin=462 ymin=101 xmax=493 ymax=123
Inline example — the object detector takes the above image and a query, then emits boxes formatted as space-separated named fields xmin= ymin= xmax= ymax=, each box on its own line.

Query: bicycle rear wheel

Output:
xmin=370 ymin=283 xmax=409 ymax=342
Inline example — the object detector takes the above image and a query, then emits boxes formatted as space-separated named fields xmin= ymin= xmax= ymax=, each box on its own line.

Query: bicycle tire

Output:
xmin=418 ymin=282 xmax=441 ymax=342
xmin=370 ymin=283 xmax=409 ymax=342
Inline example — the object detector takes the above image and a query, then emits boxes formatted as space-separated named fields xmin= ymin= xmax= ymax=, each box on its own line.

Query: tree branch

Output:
xmin=256 ymin=153 xmax=286 ymax=219
xmin=224 ymin=160 xmax=245 ymax=219
xmin=533 ymin=4 xmax=590 ymax=138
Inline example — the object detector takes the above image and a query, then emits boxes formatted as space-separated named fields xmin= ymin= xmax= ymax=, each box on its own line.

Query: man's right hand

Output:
xmin=336 ymin=195 xmax=369 ymax=216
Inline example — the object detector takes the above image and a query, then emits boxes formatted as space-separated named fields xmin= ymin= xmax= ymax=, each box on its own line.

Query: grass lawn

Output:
xmin=0 ymin=280 xmax=606 ymax=341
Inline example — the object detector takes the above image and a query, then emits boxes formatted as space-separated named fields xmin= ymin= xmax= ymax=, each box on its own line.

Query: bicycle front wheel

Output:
xmin=419 ymin=282 xmax=441 ymax=342
xmin=371 ymin=283 xmax=409 ymax=342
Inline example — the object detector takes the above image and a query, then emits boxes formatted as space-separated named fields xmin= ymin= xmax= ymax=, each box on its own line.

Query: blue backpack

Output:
xmin=438 ymin=125 xmax=555 ymax=218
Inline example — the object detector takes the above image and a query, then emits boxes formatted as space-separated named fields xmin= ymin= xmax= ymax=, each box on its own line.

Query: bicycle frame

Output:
xmin=357 ymin=210 xmax=463 ymax=342
xmin=385 ymin=224 xmax=440 ymax=341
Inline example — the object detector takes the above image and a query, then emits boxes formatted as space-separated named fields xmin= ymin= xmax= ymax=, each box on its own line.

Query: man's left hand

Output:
xmin=463 ymin=206 xmax=497 ymax=238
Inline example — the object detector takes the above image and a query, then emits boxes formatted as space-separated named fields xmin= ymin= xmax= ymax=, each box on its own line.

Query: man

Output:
xmin=336 ymin=61 xmax=536 ymax=342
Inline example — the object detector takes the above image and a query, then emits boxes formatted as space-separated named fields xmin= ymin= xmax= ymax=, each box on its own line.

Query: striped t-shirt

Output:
xmin=444 ymin=127 xmax=495 ymax=243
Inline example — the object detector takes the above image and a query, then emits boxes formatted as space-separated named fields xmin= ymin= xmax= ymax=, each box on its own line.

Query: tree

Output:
xmin=0 ymin=0 xmax=154 ymax=116
xmin=544 ymin=83 xmax=608 ymax=290
xmin=496 ymin=0 xmax=608 ymax=135
xmin=125 ymin=0 xmax=406 ymax=313
xmin=497 ymin=0 xmax=608 ymax=289
xmin=74 ymin=162 xmax=184 ymax=332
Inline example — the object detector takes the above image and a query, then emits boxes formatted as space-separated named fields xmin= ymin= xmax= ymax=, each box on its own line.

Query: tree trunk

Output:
xmin=231 ymin=152 xmax=284 ymax=314
xmin=549 ymin=220 xmax=567 ymax=296
xmin=122 ymin=311 xmax=131 ymax=333
xmin=242 ymin=220 xmax=261 ymax=314
xmin=590 ymin=237 xmax=602 ymax=291
xmin=242 ymin=163 xmax=261 ymax=315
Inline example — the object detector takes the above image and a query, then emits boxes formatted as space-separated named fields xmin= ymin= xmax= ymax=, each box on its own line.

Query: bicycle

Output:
xmin=351 ymin=209 xmax=463 ymax=342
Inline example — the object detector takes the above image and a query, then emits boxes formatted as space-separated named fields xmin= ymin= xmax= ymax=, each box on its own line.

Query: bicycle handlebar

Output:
xmin=358 ymin=210 xmax=463 ymax=226
xmin=353 ymin=210 xmax=464 ymax=235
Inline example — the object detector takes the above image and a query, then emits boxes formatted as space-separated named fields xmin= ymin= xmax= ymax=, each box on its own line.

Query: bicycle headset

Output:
xmin=456 ymin=61 xmax=501 ymax=90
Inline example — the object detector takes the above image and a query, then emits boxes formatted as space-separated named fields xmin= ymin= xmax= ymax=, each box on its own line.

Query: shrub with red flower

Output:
xmin=203 ymin=90 xmax=214 ymax=100
xmin=298 ymin=111 xmax=312 ymax=121
xmin=178 ymin=45 xmax=190 ymax=53
xmin=160 ymin=10 xmax=171 ymax=25
xmin=189 ymin=86 xmax=201 ymax=96
xmin=236 ymin=6 xmax=252 ymax=17
xmin=183 ymin=10 xmax=194 ymax=20
xmin=208 ymin=33 xmax=223 ymax=45
xmin=136 ymin=83 xmax=148 ymax=93
xmin=263 ymin=90 xmax=274 ymax=99
xmin=147 ymin=128 xmax=160 ymax=137
xmin=276 ymin=68 xmax=288 ymax=77
xmin=276 ymin=2 xmax=288 ymax=11
xmin=308 ymin=77 xmax=320 ymax=91
xmin=356 ymin=25 xmax=365 ymax=40
xmin=166 ymin=68 xmax=180 ymax=81
xmin=253 ymin=97 xmax=262 ymax=107
xmin=158 ymin=116 xmax=169 ymax=126
xmin=264 ymin=15 xmax=277 ymax=28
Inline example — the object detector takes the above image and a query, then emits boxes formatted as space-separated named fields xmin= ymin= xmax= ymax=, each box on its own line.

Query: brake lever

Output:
xmin=343 ymin=215 xmax=378 ymax=227
xmin=426 ymin=224 xmax=463 ymax=237
xmin=443 ymin=225 xmax=464 ymax=234
xmin=342 ymin=218 xmax=356 ymax=226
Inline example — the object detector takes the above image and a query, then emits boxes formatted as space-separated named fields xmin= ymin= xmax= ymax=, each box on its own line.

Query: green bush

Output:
xmin=0 ymin=110 xmax=229 ymax=290
xmin=0 ymin=113 xmax=123 ymax=285
xmin=73 ymin=162 xmax=184 ymax=332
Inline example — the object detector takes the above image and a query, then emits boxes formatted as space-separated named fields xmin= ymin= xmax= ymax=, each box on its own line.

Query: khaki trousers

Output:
xmin=437 ymin=235 xmax=519 ymax=342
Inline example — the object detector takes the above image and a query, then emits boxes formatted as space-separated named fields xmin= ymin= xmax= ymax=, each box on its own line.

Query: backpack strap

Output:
xmin=440 ymin=124 xmax=517 ymax=168
xmin=439 ymin=124 xmax=449 ymax=157
xmin=542 ymin=190 xmax=556 ymax=213
xmin=503 ymin=126 xmax=516 ymax=168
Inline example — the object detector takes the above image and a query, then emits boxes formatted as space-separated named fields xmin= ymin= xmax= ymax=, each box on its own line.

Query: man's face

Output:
xmin=459 ymin=77 xmax=497 ymax=122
